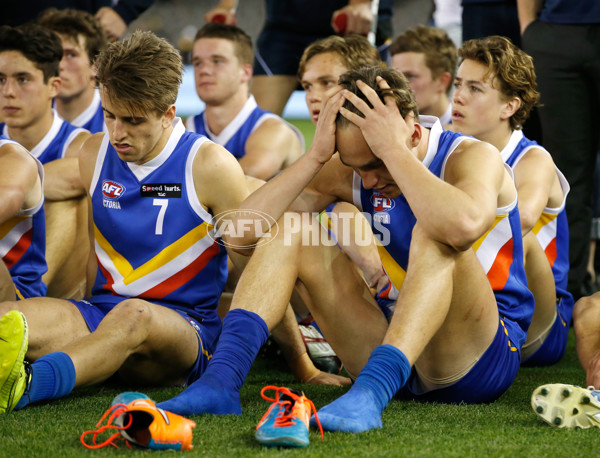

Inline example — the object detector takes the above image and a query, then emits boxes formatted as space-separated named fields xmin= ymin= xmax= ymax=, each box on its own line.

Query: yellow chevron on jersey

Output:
xmin=473 ymin=214 xmax=511 ymax=274
xmin=94 ymin=221 xmax=217 ymax=295
xmin=377 ymin=245 xmax=407 ymax=292
xmin=531 ymin=212 xmax=558 ymax=251
xmin=0 ymin=216 xmax=29 ymax=244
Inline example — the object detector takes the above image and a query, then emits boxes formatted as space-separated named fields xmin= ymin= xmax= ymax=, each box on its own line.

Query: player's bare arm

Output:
xmin=0 ymin=142 xmax=40 ymax=222
xmin=233 ymin=88 xmax=347 ymax=247
xmin=239 ymin=117 xmax=302 ymax=180
xmin=43 ymin=130 xmax=91 ymax=201
xmin=512 ymin=147 xmax=560 ymax=234
xmin=341 ymin=77 xmax=505 ymax=250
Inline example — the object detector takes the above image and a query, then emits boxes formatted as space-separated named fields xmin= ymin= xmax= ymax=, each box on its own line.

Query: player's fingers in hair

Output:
xmin=339 ymin=105 xmax=366 ymax=127
xmin=342 ymin=86 xmax=373 ymax=117
xmin=356 ymin=80 xmax=385 ymax=111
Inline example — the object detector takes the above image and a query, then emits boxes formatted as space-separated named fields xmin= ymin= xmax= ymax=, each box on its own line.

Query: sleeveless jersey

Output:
xmin=500 ymin=129 xmax=571 ymax=300
xmin=89 ymin=119 xmax=228 ymax=320
xmin=354 ymin=117 xmax=533 ymax=344
xmin=0 ymin=136 xmax=47 ymax=298
xmin=185 ymin=95 xmax=304 ymax=160
xmin=1 ymin=110 xmax=88 ymax=164
xmin=70 ymin=89 xmax=106 ymax=134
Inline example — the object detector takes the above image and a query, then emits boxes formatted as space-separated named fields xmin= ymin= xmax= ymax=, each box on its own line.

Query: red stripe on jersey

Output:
xmin=98 ymin=255 xmax=117 ymax=294
xmin=139 ymin=242 xmax=221 ymax=299
xmin=487 ymin=239 xmax=513 ymax=291
xmin=3 ymin=229 xmax=33 ymax=269
xmin=544 ymin=237 xmax=557 ymax=268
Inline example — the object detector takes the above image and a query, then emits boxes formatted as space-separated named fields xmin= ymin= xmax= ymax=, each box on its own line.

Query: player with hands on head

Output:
xmin=156 ymin=67 xmax=532 ymax=436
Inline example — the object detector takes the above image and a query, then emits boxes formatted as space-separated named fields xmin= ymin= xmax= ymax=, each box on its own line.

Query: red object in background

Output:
xmin=333 ymin=13 xmax=347 ymax=33
xmin=211 ymin=13 xmax=236 ymax=25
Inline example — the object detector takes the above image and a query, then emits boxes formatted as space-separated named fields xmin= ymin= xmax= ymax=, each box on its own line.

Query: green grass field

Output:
xmin=1 ymin=329 xmax=599 ymax=457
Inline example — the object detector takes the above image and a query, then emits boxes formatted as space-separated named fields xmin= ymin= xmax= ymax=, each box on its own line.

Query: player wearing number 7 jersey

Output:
xmin=0 ymin=31 xmax=251 ymax=414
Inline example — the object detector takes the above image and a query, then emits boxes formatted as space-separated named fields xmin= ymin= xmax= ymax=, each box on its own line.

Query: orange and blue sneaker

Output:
xmin=0 ymin=311 xmax=29 ymax=414
xmin=531 ymin=383 xmax=600 ymax=428
xmin=255 ymin=386 xmax=323 ymax=448
xmin=81 ymin=395 xmax=196 ymax=450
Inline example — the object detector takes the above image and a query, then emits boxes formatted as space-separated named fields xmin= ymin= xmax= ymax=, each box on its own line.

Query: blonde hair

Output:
xmin=390 ymin=25 xmax=457 ymax=96
xmin=95 ymin=31 xmax=183 ymax=116
xmin=298 ymin=34 xmax=381 ymax=80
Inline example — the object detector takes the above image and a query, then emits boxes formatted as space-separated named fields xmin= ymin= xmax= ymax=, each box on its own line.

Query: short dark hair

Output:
xmin=194 ymin=23 xmax=253 ymax=65
xmin=336 ymin=66 xmax=419 ymax=129
xmin=37 ymin=8 xmax=107 ymax=64
xmin=0 ymin=24 xmax=62 ymax=82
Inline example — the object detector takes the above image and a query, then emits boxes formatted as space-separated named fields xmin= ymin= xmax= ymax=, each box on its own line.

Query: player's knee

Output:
xmin=573 ymin=294 xmax=600 ymax=333
xmin=109 ymin=299 xmax=153 ymax=337
xmin=0 ymin=301 xmax=22 ymax=318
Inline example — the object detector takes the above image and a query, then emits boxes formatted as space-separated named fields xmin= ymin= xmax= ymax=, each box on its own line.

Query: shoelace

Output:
xmin=80 ymin=403 xmax=133 ymax=449
xmin=257 ymin=385 xmax=324 ymax=440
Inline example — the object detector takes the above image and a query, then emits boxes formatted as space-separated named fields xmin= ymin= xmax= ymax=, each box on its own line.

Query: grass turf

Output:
xmin=1 ymin=328 xmax=599 ymax=456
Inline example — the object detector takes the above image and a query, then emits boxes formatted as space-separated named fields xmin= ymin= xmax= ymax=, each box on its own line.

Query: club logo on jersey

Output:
xmin=371 ymin=193 xmax=395 ymax=212
xmin=102 ymin=180 xmax=126 ymax=199
xmin=140 ymin=183 xmax=182 ymax=198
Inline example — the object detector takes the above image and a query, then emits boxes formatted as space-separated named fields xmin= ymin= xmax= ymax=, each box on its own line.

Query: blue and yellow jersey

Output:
xmin=354 ymin=118 xmax=533 ymax=345
xmin=500 ymin=129 xmax=572 ymax=302
xmin=89 ymin=119 xmax=228 ymax=321
xmin=0 ymin=136 xmax=47 ymax=299
xmin=1 ymin=110 xmax=88 ymax=164
xmin=185 ymin=95 xmax=304 ymax=160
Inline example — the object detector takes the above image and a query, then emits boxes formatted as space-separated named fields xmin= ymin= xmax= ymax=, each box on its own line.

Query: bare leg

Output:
xmin=0 ymin=261 xmax=14 ymax=302
xmin=1 ymin=297 xmax=200 ymax=401
xmin=158 ymin=218 xmax=387 ymax=416
xmin=573 ymin=293 xmax=600 ymax=388
xmin=316 ymin=223 xmax=501 ymax=432
xmin=43 ymin=198 xmax=89 ymax=299
xmin=520 ymin=232 xmax=557 ymax=359
xmin=250 ymin=75 xmax=298 ymax=116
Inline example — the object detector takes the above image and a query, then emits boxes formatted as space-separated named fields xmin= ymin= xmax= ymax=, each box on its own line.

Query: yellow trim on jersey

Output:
xmin=472 ymin=214 xmax=505 ymax=253
xmin=531 ymin=212 xmax=558 ymax=236
xmin=377 ymin=245 xmax=407 ymax=290
xmin=94 ymin=222 xmax=213 ymax=285
xmin=0 ymin=216 xmax=27 ymax=240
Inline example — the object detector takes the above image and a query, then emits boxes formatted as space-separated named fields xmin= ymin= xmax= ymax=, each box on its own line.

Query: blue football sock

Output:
xmin=158 ymin=309 xmax=269 ymax=416
xmin=313 ymin=344 xmax=411 ymax=432
xmin=15 ymin=352 xmax=76 ymax=410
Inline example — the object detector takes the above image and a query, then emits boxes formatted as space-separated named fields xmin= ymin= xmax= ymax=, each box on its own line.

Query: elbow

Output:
xmin=519 ymin=211 xmax=538 ymax=236
xmin=444 ymin=217 xmax=488 ymax=252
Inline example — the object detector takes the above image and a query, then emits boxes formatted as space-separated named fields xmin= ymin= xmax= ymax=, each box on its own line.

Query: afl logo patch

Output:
xmin=102 ymin=180 xmax=126 ymax=199
xmin=371 ymin=193 xmax=395 ymax=212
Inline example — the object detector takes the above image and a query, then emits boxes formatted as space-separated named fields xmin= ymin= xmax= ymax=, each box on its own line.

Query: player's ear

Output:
xmin=48 ymin=76 xmax=62 ymax=98
xmin=162 ymin=105 xmax=177 ymax=128
xmin=501 ymin=96 xmax=521 ymax=121
xmin=409 ymin=116 xmax=422 ymax=148
xmin=241 ymin=63 xmax=252 ymax=84
xmin=437 ymin=71 xmax=452 ymax=93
